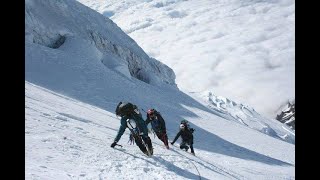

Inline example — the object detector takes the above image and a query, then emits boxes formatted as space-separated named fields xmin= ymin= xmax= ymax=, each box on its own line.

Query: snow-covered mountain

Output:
xmin=26 ymin=0 xmax=176 ymax=89
xmin=276 ymin=100 xmax=295 ymax=130
xmin=77 ymin=0 xmax=295 ymax=119
xmin=192 ymin=91 xmax=295 ymax=144
xmin=25 ymin=0 xmax=295 ymax=179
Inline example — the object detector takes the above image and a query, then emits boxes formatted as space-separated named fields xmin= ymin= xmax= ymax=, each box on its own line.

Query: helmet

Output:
xmin=180 ymin=124 xmax=185 ymax=129
xmin=181 ymin=119 xmax=188 ymax=124
xmin=147 ymin=109 xmax=155 ymax=117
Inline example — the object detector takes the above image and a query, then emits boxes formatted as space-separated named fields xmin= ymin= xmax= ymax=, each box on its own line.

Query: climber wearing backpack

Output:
xmin=111 ymin=102 xmax=153 ymax=156
xmin=145 ymin=109 xmax=169 ymax=149
xmin=171 ymin=120 xmax=195 ymax=155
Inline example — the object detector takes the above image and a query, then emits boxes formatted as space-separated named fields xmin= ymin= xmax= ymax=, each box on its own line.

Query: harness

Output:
xmin=127 ymin=119 xmax=143 ymax=145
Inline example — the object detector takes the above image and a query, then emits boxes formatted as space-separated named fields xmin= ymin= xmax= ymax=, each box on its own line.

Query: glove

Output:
xmin=111 ymin=141 xmax=117 ymax=148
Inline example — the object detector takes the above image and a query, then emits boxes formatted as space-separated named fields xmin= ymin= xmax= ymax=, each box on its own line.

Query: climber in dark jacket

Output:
xmin=111 ymin=102 xmax=153 ymax=156
xmin=145 ymin=109 xmax=169 ymax=149
xmin=171 ymin=121 xmax=195 ymax=155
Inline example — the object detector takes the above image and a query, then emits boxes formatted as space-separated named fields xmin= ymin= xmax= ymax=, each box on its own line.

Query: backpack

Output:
xmin=115 ymin=102 xmax=138 ymax=116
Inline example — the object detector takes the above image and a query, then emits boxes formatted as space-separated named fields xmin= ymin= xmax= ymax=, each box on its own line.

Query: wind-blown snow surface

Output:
xmin=26 ymin=81 xmax=294 ymax=179
xmin=77 ymin=0 xmax=295 ymax=119
xmin=25 ymin=0 xmax=295 ymax=179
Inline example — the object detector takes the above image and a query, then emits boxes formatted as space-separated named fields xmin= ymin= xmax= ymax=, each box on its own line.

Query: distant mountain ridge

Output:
xmin=193 ymin=91 xmax=295 ymax=144
xmin=276 ymin=101 xmax=295 ymax=130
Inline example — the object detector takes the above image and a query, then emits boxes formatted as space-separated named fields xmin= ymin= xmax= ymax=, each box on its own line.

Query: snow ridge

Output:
xmin=192 ymin=91 xmax=295 ymax=144
xmin=25 ymin=0 xmax=176 ymax=88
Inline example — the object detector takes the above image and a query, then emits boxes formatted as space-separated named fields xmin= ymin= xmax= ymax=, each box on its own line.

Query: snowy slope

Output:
xmin=25 ymin=0 xmax=295 ymax=179
xmin=77 ymin=0 xmax=295 ymax=119
xmin=26 ymin=0 xmax=176 ymax=89
xmin=26 ymin=81 xmax=294 ymax=180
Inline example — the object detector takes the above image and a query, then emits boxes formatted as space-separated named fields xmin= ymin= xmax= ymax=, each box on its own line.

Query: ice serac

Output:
xmin=25 ymin=0 xmax=176 ymax=88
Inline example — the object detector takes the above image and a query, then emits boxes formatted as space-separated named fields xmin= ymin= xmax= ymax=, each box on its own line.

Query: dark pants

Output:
xmin=180 ymin=139 xmax=194 ymax=153
xmin=156 ymin=132 xmax=169 ymax=146
xmin=135 ymin=135 xmax=152 ymax=153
